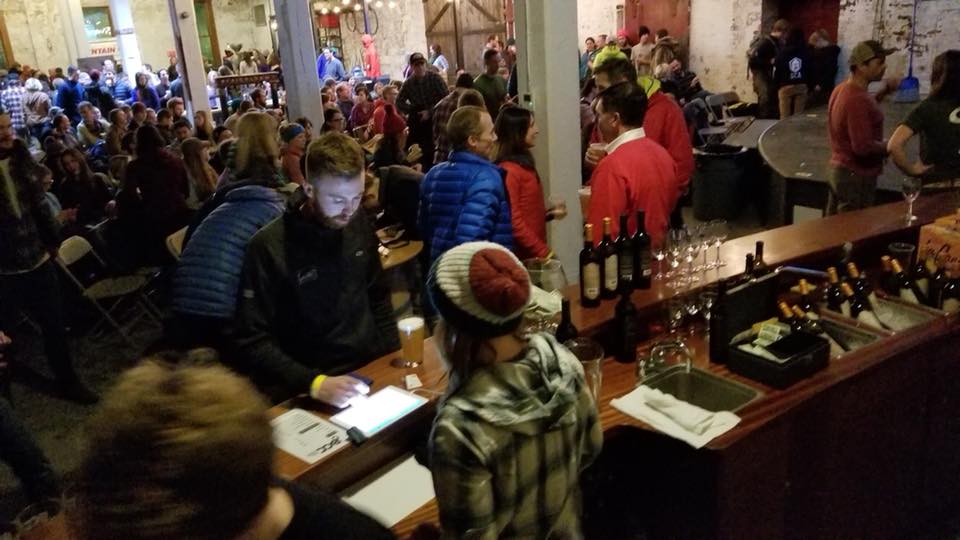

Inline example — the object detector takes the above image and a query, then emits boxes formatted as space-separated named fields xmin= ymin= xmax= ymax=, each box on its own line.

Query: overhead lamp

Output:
xmin=321 ymin=7 xmax=329 ymax=14
xmin=375 ymin=0 xmax=383 ymax=6
xmin=388 ymin=0 xmax=397 ymax=8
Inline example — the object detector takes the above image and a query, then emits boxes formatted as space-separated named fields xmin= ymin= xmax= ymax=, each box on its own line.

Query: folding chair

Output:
xmin=166 ymin=226 xmax=188 ymax=261
xmin=705 ymin=92 xmax=746 ymax=127
xmin=55 ymin=236 xmax=162 ymax=347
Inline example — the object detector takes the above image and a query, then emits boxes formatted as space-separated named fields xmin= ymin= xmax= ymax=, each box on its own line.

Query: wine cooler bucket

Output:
xmin=727 ymin=332 xmax=830 ymax=389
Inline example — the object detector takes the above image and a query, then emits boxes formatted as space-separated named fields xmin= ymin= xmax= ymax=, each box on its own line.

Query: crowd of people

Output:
xmin=0 ymin=12 xmax=958 ymax=538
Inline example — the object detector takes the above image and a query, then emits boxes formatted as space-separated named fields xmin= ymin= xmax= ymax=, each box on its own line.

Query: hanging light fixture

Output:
xmin=388 ymin=0 xmax=397 ymax=8
xmin=374 ymin=0 xmax=383 ymax=7
xmin=333 ymin=5 xmax=341 ymax=13
xmin=353 ymin=3 xmax=362 ymax=10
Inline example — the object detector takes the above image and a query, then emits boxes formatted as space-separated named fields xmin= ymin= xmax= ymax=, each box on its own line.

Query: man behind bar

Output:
xmin=234 ymin=133 xmax=399 ymax=406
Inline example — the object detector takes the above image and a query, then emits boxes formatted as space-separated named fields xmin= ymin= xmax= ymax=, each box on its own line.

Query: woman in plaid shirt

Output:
xmin=427 ymin=242 xmax=603 ymax=539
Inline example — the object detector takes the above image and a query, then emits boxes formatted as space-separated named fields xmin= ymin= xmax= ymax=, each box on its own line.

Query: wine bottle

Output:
xmin=798 ymin=278 xmax=816 ymax=314
xmin=924 ymin=258 xmax=945 ymax=309
xmin=841 ymin=282 xmax=868 ymax=318
xmin=731 ymin=253 xmax=755 ymax=288
xmin=616 ymin=214 xmax=635 ymax=290
xmin=708 ymin=279 xmax=728 ymax=364
xmin=612 ymin=285 xmax=642 ymax=363
xmin=825 ymin=266 xmax=844 ymax=313
xmin=791 ymin=305 xmax=820 ymax=333
xmin=599 ymin=217 xmax=619 ymax=299
xmin=632 ymin=211 xmax=652 ymax=290
xmin=753 ymin=241 xmax=768 ymax=277
xmin=778 ymin=301 xmax=804 ymax=332
xmin=940 ymin=268 xmax=960 ymax=313
xmin=913 ymin=256 xmax=931 ymax=298
xmin=555 ymin=298 xmax=579 ymax=342
xmin=879 ymin=256 xmax=899 ymax=295
xmin=579 ymin=224 xmax=602 ymax=307
xmin=845 ymin=262 xmax=872 ymax=302
xmin=890 ymin=258 xmax=925 ymax=304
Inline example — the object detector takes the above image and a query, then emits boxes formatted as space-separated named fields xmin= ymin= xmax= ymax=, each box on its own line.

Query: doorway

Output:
xmin=773 ymin=0 xmax=840 ymax=42
xmin=422 ymin=0 xmax=509 ymax=78
xmin=193 ymin=0 xmax=221 ymax=69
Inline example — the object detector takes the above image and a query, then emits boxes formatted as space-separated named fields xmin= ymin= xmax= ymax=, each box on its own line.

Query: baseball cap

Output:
xmin=409 ymin=52 xmax=426 ymax=65
xmin=848 ymin=40 xmax=897 ymax=66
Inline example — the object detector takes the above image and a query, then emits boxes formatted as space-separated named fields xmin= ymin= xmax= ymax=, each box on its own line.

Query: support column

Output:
xmin=168 ymin=0 xmax=210 ymax=114
xmin=109 ymin=0 xmax=143 ymax=76
xmin=58 ymin=0 xmax=89 ymax=62
xmin=515 ymin=0 xmax=582 ymax=279
xmin=272 ymin=0 xmax=323 ymax=128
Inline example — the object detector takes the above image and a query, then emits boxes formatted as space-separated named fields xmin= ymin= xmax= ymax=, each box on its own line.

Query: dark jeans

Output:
xmin=408 ymin=115 xmax=435 ymax=173
xmin=0 ymin=398 xmax=60 ymax=502
xmin=0 ymin=262 xmax=79 ymax=384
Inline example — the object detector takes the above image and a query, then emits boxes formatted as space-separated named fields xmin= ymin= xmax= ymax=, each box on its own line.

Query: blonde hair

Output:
xmin=446 ymin=106 xmax=488 ymax=151
xmin=70 ymin=359 xmax=273 ymax=540
xmin=181 ymin=137 xmax=217 ymax=202
xmin=234 ymin=112 xmax=279 ymax=178
xmin=193 ymin=109 xmax=214 ymax=140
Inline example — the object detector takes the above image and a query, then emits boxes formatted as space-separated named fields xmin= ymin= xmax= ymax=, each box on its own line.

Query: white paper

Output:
xmin=271 ymin=409 xmax=349 ymax=465
xmin=343 ymin=455 xmax=436 ymax=527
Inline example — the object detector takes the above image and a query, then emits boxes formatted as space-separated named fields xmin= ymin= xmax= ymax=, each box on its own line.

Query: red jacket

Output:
xmin=644 ymin=91 xmax=694 ymax=194
xmin=500 ymin=159 xmax=549 ymax=259
xmin=587 ymin=133 xmax=678 ymax=248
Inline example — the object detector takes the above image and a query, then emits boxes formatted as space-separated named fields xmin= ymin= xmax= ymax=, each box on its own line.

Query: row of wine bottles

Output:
xmin=879 ymin=255 xmax=960 ymax=311
xmin=579 ymin=212 xmax=652 ymax=307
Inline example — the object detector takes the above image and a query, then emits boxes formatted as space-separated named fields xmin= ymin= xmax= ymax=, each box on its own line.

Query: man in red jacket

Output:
xmin=589 ymin=58 xmax=693 ymax=200
xmin=587 ymin=82 xmax=678 ymax=248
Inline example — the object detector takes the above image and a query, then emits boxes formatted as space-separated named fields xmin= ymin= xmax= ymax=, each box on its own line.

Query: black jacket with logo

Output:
xmin=234 ymin=205 xmax=399 ymax=399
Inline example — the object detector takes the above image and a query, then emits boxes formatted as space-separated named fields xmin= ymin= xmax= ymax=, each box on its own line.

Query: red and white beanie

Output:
xmin=427 ymin=242 xmax=532 ymax=337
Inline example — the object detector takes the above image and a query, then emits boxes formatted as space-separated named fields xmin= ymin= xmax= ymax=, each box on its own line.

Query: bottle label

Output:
xmin=619 ymin=253 xmax=634 ymax=282
xmin=943 ymin=298 xmax=960 ymax=313
xmin=640 ymin=250 xmax=652 ymax=278
xmin=604 ymin=254 xmax=618 ymax=291
xmin=583 ymin=263 xmax=600 ymax=299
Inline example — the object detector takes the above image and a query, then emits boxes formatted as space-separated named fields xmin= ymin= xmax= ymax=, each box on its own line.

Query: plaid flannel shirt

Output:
xmin=397 ymin=72 xmax=449 ymax=116
xmin=1 ymin=86 xmax=27 ymax=132
xmin=430 ymin=334 xmax=603 ymax=539
xmin=432 ymin=89 xmax=462 ymax=164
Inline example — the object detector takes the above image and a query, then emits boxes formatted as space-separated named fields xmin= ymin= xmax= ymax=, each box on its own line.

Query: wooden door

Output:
xmin=423 ymin=0 xmax=507 ymax=79
xmin=776 ymin=0 xmax=840 ymax=43
xmin=624 ymin=0 xmax=691 ymax=62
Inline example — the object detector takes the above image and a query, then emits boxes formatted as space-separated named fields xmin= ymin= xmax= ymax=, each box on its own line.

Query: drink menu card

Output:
xmin=271 ymin=408 xmax=350 ymax=464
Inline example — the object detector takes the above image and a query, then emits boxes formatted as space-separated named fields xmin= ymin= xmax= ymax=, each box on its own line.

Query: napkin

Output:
xmin=526 ymin=286 xmax=562 ymax=318
xmin=611 ymin=385 xmax=741 ymax=448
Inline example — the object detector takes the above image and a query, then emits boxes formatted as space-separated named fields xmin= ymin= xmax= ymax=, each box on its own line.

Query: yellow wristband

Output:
xmin=310 ymin=375 xmax=327 ymax=399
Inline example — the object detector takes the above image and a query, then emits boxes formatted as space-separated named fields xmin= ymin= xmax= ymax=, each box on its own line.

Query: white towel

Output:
xmin=610 ymin=385 xmax=741 ymax=449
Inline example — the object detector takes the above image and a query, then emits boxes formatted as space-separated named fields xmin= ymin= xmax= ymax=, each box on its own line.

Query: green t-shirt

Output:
xmin=903 ymin=97 xmax=960 ymax=181
xmin=473 ymin=73 xmax=508 ymax=120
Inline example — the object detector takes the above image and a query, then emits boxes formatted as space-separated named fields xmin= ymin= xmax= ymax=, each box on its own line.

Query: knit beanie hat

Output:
xmin=382 ymin=104 xmax=407 ymax=137
xmin=427 ymin=242 xmax=532 ymax=338
xmin=280 ymin=122 xmax=305 ymax=143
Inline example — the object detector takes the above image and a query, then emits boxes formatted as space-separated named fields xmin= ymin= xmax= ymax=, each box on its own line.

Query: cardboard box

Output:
xmin=918 ymin=220 xmax=960 ymax=270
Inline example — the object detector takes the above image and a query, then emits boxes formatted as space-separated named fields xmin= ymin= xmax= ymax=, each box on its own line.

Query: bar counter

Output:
xmin=25 ymin=194 xmax=959 ymax=540
xmin=265 ymin=192 xmax=960 ymax=539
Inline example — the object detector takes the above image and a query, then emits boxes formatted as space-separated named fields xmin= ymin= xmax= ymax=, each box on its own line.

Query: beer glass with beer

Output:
xmin=393 ymin=316 xmax=425 ymax=368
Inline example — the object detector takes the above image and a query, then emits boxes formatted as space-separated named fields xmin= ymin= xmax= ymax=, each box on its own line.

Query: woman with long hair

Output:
xmin=371 ymin=104 xmax=413 ymax=170
xmin=494 ymin=106 xmax=565 ymax=260
xmin=888 ymin=50 xmax=960 ymax=183
xmin=221 ymin=112 xmax=282 ymax=187
xmin=131 ymin=72 xmax=161 ymax=110
xmin=193 ymin=109 xmax=215 ymax=142
xmin=105 ymin=108 xmax=127 ymax=156
xmin=181 ymin=138 xmax=218 ymax=209
xmin=427 ymin=241 xmax=602 ymax=539
xmin=57 ymin=147 xmax=113 ymax=227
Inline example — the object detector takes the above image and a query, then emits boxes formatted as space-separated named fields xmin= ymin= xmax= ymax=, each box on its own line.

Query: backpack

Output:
xmin=747 ymin=34 xmax=777 ymax=70
xmin=85 ymin=140 xmax=110 ymax=174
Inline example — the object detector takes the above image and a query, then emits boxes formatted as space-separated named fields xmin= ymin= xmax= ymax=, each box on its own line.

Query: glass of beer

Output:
xmin=393 ymin=316 xmax=425 ymax=368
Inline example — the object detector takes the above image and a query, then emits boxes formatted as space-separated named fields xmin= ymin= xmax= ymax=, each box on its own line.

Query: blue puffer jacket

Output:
xmin=172 ymin=185 xmax=285 ymax=319
xmin=419 ymin=150 xmax=513 ymax=263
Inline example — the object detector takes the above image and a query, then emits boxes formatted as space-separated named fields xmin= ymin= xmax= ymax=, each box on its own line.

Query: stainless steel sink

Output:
xmin=640 ymin=366 xmax=762 ymax=412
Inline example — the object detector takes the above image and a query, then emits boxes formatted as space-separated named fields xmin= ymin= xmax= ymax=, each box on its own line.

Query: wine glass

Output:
xmin=710 ymin=219 xmax=728 ymax=267
xmin=683 ymin=293 xmax=701 ymax=333
xmin=697 ymin=224 xmax=712 ymax=270
xmin=667 ymin=229 xmax=683 ymax=279
xmin=685 ymin=231 xmax=701 ymax=282
xmin=653 ymin=241 xmax=667 ymax=280
xmin=666 ymin=298 xmax=685 ymax=334
xmin=902 ymin=177 xmax=921 ymax=222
